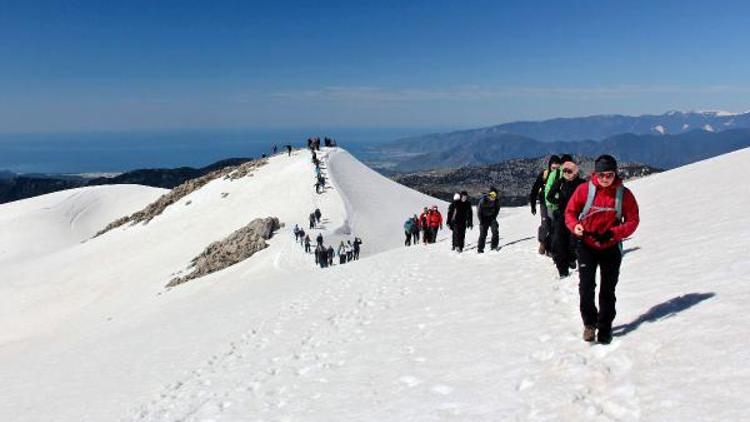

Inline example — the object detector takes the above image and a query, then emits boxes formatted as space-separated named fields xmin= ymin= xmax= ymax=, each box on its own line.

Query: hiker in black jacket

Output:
xmin=476 ymin=187 xmax=501 ymax=253
xmin=530 ymin=155 xmax=561 ymax=255
xmin=546 ymin=156 xmax=586 ymax=278
xmin=447 ymin=191 xmax=473 ymax=253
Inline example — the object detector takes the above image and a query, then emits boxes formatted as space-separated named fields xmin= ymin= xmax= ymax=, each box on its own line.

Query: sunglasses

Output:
xmin=598 ymin=172 xmax=616 ymax=179
xmin=562 ymin=168 xmax=575 ymax=174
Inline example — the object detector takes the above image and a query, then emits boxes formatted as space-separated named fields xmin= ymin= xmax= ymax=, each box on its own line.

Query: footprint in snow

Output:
xmin=431 ymin=384 xmax=454 ymax=395
xmin=399 ymin=376 xmax=422 ymax=387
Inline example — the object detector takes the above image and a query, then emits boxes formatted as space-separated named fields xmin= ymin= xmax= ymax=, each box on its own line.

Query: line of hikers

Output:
xmin=292 ymin=226 xmax=362 ymax=268
xmin=403 ymin=205 xmax=443 ymax=245
xmin=403 ymin=186 xmax=502 ymax=253
xmin=312 ymin=150 xmax=327 ymax=194
xmin=270 ymin=143 xmax=294 ymax=156
xmin=529 ymin=154 xmax=640 ymax=344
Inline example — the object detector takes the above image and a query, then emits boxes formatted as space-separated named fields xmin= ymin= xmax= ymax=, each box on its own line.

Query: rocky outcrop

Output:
xmin=166 ymin=217 xmax=281 ymax=288
xmin=95 ymin=158 xmax=267 ymax=237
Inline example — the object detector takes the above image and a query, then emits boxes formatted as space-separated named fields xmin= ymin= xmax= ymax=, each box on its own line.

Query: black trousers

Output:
xmin=412 ymin=230 xmax=419 ymax=244
xmin=477 ymin=220 xmax=499 ymax=252
xmin=551 ymin=215 xmax=576 ymax=275
xmin=405 ymin=231 xmax=412 ymax=246
xmin=577 ymin=244 xmax=622 ymax=334
xmin=452 ymin=224 xmax=467 ymax=250
xmin=538 ymin=200 xmax=551 ymax=250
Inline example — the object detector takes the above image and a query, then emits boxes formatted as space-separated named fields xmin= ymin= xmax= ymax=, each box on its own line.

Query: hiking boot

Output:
xmin=597 ymin=331 xmax=612 ymax=345
xmin=569 ymin=260 xmax=577 ymax=270
xmin=583 ymin=326 xmax=596 ymax=342
xmin=558 ymin=271 xmax=570 ymax=279
xmin=477 ymin=249 xmax=484 ymax=254
xmin=538 ymin=243 xmax=546 ymax=255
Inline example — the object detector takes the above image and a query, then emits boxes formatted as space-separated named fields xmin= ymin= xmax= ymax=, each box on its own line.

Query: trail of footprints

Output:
xmin=129 ymin=259 xmax=456 ymax=421
xmin=516 ymin=274 xmax=640 ymax=421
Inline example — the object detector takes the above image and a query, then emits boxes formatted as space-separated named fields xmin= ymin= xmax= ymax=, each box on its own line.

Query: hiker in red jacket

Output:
xmin=427 ymin=206 xmax=443 ymax=244
xmin=565 ymin=155 xmax=640 ymax=344
xmin=419 ymin=207 xmax=430 ymax=243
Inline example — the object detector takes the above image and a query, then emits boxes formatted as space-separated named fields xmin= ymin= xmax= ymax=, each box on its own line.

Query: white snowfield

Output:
xmin=0 ymin=147 xmax=748 ymax=421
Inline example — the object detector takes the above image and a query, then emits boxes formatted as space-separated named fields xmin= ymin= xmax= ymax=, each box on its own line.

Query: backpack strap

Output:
xmin=615 ymin=185 xmax=624 ymax=221
xmin=578 ymin=181 xmax=597 ymax=221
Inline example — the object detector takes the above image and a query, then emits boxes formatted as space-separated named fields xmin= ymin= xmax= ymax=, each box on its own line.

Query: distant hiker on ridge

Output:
xmin=409 ymin=215 xmax=420 ymax=245
xmin=314 ymin=208 xmax=322 ymax=224
xmin=427 ymin=205 xmax=443 ymax=244
xmin=566 ymin=154 xmax=640 ymax=344
xmin=353 ymin=237 xmax=362 ymax=260
xmin=476 ymin=187 xmax=501 ymax=253
xmin=404 ymin=216 xmax=415 ymax=246
xmin=447 ymin=191 xmax=473 ymax=253
xmin=419 ymin=207 xmax=430 ymax=244
xmin=338 ymin=241 xmax=347 ymax=264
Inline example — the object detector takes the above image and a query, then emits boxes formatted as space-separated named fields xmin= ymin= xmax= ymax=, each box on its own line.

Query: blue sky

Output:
xmin=1 ymin=0 xmax=749 ymax=133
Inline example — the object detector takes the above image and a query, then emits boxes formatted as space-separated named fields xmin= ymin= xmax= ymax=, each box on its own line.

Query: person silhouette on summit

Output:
xmin=565 ymin=154 xmax=640 ymax=344
xmin=476 ymin=187 xmax=501 ymax=253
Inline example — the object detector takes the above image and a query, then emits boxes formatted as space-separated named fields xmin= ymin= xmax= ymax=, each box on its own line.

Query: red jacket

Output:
xmin=565 ymin=176 xmax=639 ymax=250
xmin=428 ymin=210 xmax=443 ymax=229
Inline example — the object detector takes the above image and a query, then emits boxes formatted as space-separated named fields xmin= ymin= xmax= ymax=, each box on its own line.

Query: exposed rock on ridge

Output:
xmin=167 ymin=217 xmax=281 ymax=287
xmin=94 ymin=158 xmax=267 ymax=237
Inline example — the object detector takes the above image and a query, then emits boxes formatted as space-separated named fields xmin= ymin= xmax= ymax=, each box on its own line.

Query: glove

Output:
xmin=592 ymin=230 xmax=614 ymax=243
xmin=530 ymin=205 xmax=537 ymax=215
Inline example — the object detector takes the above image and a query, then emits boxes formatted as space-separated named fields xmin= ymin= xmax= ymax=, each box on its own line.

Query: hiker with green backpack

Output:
xmin=565 ymin=154 xmax=640 ymax=344
xmin=546 ymin=156 xmax=586 ymax=278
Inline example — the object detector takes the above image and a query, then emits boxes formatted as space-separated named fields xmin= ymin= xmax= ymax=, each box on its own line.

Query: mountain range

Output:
xmin=370 ymin=110 xmax=750 ymax=171
xmin=390 ymin=156 xmax=662 ymax=206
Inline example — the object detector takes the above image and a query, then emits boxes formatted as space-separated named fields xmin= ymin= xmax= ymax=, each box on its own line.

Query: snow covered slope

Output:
xmin=1 ymin=147 xmax=748 ymax=421
xmin=0 ymin=184 xmax=166 ymax=265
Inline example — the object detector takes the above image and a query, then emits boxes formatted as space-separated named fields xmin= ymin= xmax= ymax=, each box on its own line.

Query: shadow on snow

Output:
xmin=613 ymin=292 xmax=716 ymax=337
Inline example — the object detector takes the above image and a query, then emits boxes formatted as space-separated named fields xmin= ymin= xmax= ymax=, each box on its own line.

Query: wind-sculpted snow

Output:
xmin=0 ymin=184 xmax=166 ymax=264
xmin=167 ymin=217 xmax=281 ymax=287
xmin=326 ymin=148 xmax=448 ymax=254
xmin=94 ymin=158 xmax=267 ymax=237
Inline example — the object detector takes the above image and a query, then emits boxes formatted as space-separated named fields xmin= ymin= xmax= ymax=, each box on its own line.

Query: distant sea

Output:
xmin=0 ymin=128 xmax=431 ymax=174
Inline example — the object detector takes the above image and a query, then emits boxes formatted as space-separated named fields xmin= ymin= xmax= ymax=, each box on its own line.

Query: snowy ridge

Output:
xmin=1 ymin=147 xmax=749 ymax=421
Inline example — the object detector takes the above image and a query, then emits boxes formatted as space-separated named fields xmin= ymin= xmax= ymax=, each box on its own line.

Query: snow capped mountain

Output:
xmin=651 ymin=124 xmax=666 ymax=134
xmin=703 ymin=124 xmax=715 ymax=132
xmin=1 ymin=147 xmax=748 ymax=421
xmin=696 ymin=109 xmax=739 ymax=117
